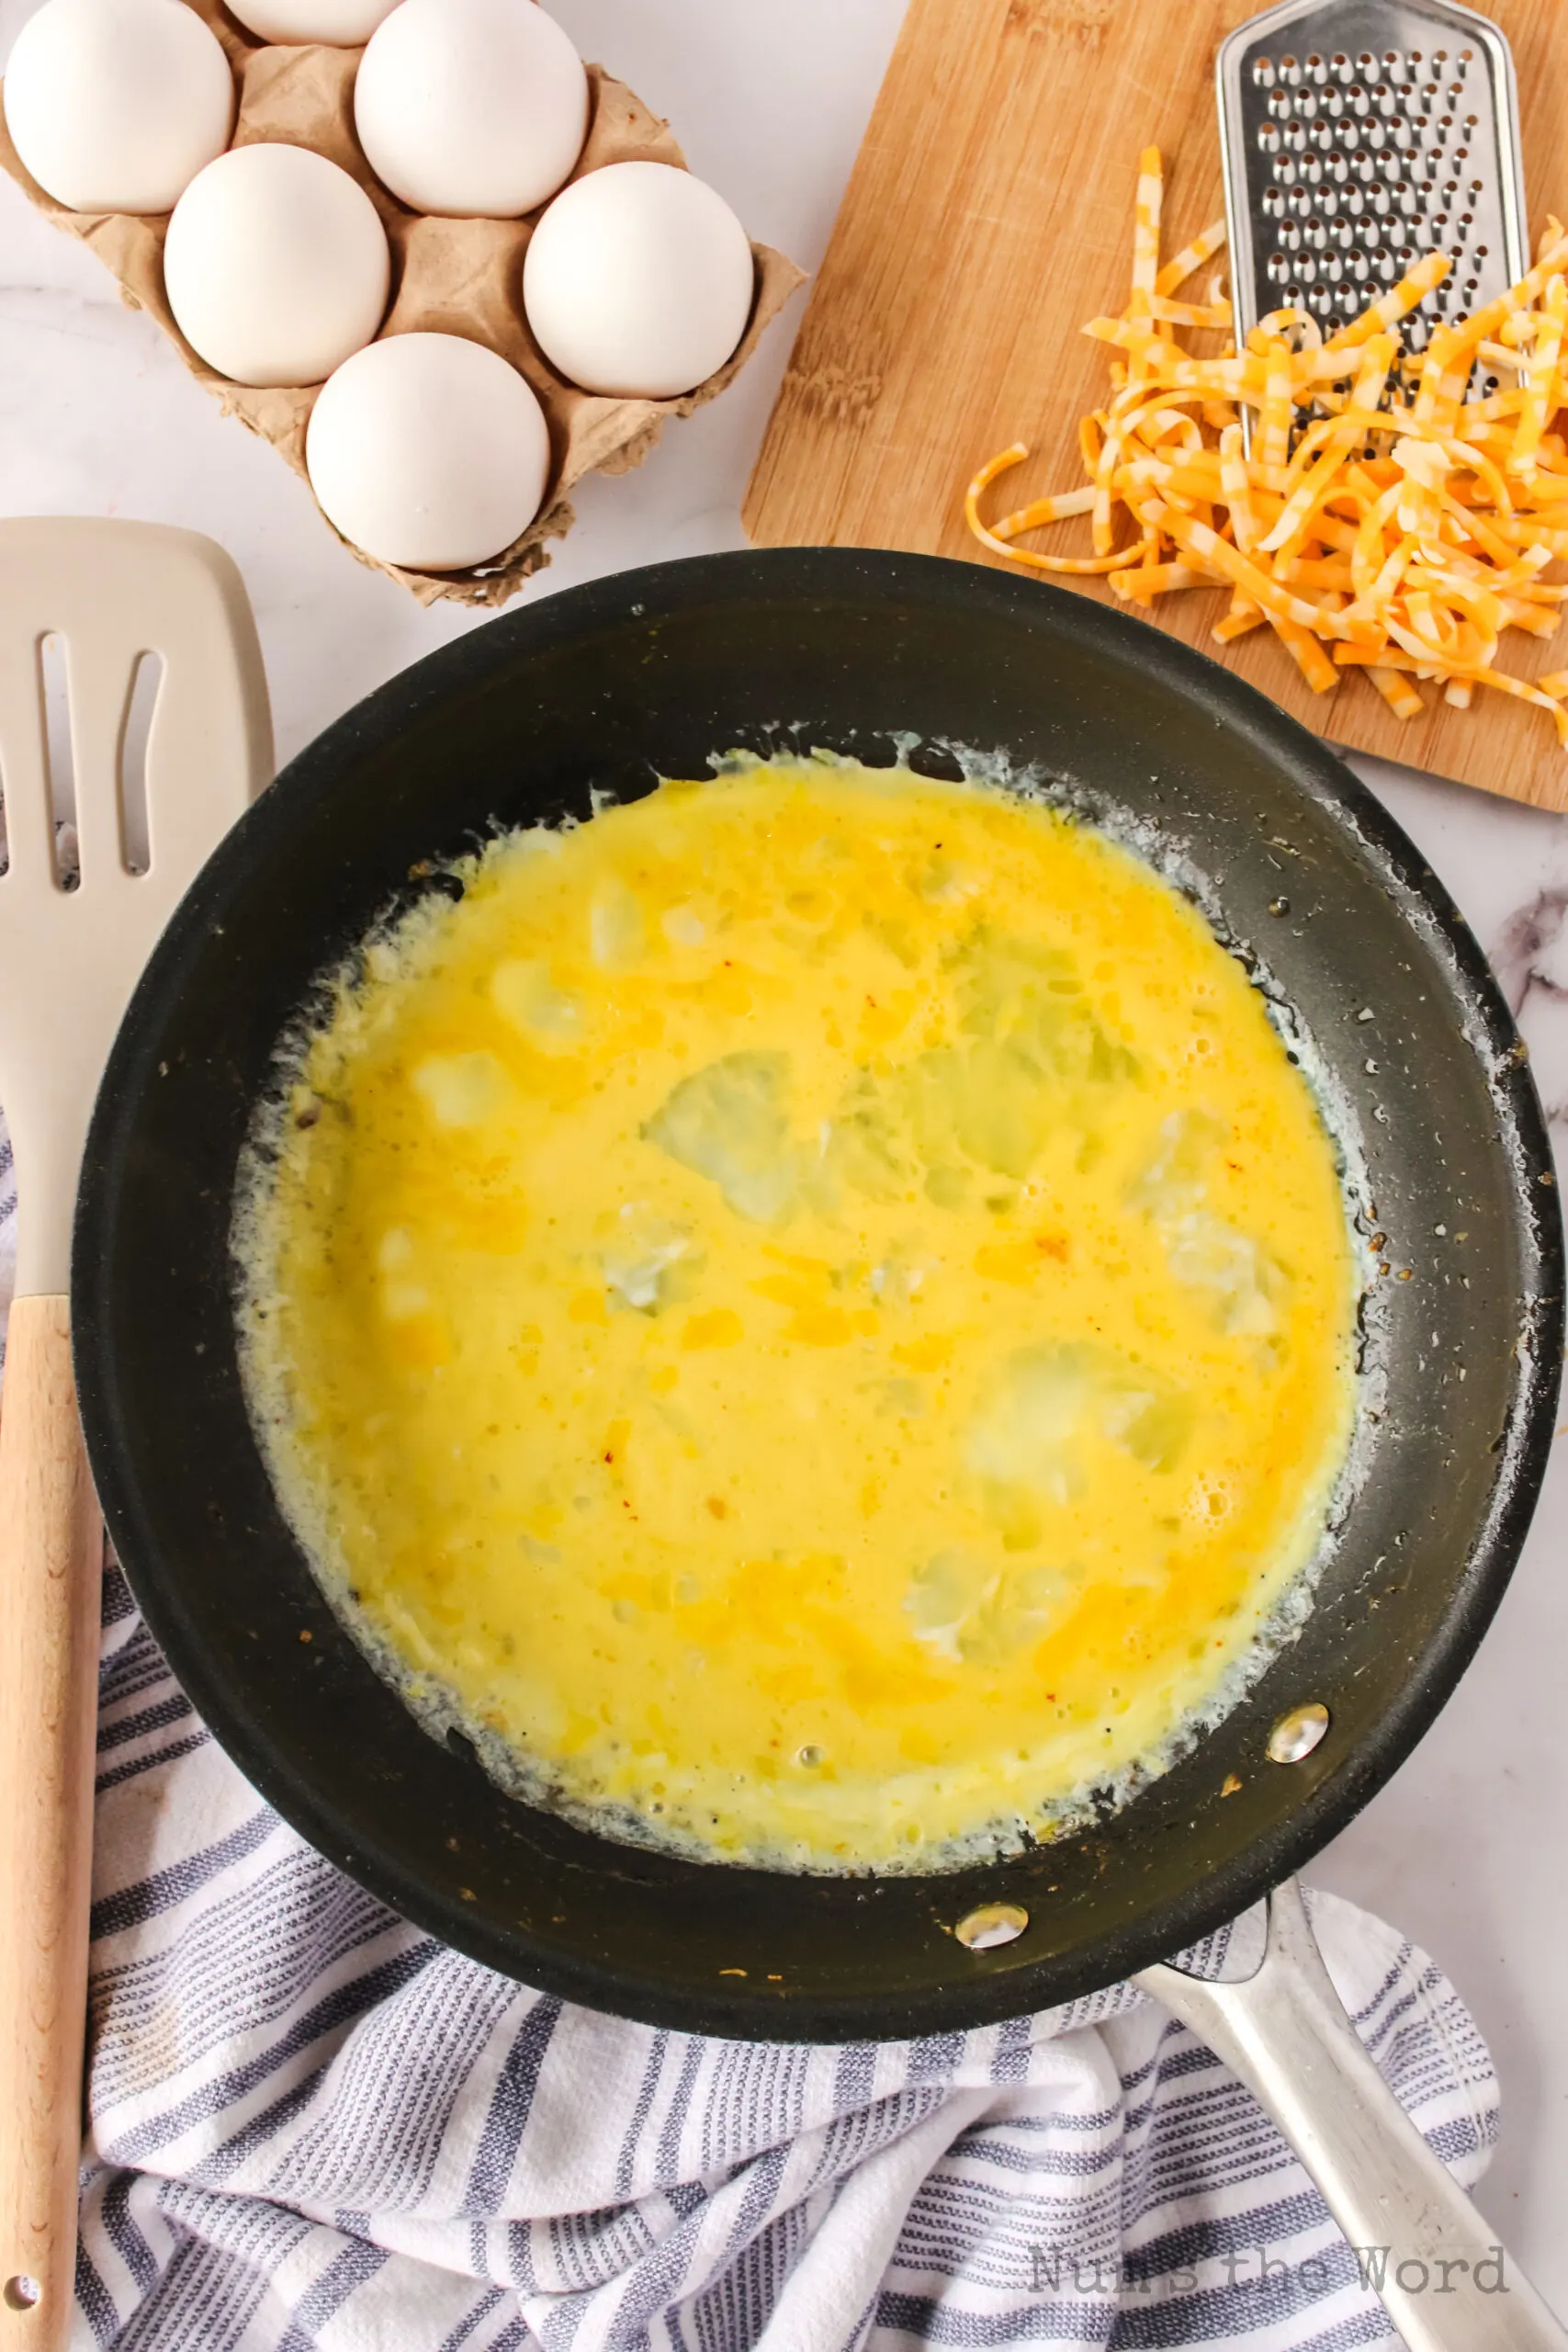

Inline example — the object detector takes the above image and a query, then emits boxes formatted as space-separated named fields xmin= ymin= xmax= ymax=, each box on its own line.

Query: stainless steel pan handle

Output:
xmin=1136 ymin=1880 xmax=1567 ymax=2352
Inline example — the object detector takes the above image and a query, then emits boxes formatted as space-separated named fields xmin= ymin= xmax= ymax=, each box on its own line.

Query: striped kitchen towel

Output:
xmin=0 ymin=1152 xmax=1505 ymax=2352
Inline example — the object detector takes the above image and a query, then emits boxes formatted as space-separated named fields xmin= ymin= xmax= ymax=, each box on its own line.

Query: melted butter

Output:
xmin=239 ymin=760 xmax=1359 ymax=1871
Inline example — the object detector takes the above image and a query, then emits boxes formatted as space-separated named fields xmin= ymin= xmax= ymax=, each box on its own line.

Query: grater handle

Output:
xmin=1137 ymin=1880 xmax=1568 ymax=2352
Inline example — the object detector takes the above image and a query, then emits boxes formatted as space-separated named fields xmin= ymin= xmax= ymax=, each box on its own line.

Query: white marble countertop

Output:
xmin=4 ymin=0 xmax=1565 ymax=2305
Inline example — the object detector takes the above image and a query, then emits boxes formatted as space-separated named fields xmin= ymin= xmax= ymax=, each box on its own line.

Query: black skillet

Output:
xmin=73 ymin=548 xmax=1562 ymax=2042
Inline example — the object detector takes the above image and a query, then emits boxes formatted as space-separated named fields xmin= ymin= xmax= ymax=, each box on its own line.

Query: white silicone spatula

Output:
xmin=0 ymin=518 xmax=271 ymax=2347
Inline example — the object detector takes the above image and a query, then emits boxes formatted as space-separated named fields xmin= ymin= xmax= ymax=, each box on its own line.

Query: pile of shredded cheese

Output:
xmin=964 ymin=146 xmax=1568 ymax=742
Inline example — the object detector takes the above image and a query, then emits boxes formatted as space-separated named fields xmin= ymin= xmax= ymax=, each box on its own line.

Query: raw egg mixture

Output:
xmin=237 ymin=758 xmax=1359 ymax=1871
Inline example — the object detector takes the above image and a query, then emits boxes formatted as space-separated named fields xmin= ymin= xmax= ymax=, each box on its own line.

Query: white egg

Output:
xmin=306 ymin=332 xmax=550 ymax=570
xmin=3 ymin=0 xmax=232 ymax=214
xmin=223 ymin=0 xmax=399 ymax=45
xmin=522 ymin=162 xmax=754 ymax=400
xmin=163 ymin=142 xmax=389 ymax=386
xmin=354 ymin=0 xmax=586 ymax=219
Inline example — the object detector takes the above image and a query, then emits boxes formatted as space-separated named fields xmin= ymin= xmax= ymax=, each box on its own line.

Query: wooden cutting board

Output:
xmin=744 ymin=0 xmax=1568 ymax=816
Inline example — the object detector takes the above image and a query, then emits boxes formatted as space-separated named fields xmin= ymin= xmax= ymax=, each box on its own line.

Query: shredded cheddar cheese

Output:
xmin=963 ymin=153 xmax=1568 ymax=746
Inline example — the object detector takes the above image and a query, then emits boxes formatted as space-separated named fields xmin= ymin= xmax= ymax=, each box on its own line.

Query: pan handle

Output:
xmin=1134 ymin=1878 xmax=1568 ymax=2352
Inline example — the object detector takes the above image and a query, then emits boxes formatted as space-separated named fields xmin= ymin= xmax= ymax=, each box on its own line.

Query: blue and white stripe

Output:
xmin=0 ymin=1121 xmax=1500 ymax=2350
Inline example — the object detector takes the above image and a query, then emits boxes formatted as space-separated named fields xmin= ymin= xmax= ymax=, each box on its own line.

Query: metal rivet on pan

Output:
xmin=955 ymin=1903 xmax=1029 ymax=1952
xmin=1268 ymin=1702 xmax=1330 ymax=1763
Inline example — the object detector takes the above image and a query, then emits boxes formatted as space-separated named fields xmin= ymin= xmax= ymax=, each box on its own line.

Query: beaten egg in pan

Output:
xmin=236 ymin=757 xmax=1360 ymax=1871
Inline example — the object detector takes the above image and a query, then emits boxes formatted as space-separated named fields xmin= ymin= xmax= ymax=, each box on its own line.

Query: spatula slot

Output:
xmin=119 ymin=652 xmax=163 ymax=879
xmin=38 ymin=633 xmax=78 ymax=891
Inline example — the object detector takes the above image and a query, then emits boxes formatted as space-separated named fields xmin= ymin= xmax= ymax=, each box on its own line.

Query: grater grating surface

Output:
xmin=1217 ymin=0 xmax=1528 ymax=413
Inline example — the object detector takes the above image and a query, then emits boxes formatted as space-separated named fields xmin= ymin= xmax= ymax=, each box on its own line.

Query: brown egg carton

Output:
xmin=0 ymin=0 xmax=806 ymax=605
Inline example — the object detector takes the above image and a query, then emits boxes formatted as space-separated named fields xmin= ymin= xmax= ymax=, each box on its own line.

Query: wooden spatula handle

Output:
xmin=0 ymin=1296 xmax=103 ymax=2349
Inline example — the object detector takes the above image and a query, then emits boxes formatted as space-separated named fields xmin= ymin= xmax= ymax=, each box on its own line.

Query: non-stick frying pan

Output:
xmin=74 ymin=549 xmax=1561 ymax=2058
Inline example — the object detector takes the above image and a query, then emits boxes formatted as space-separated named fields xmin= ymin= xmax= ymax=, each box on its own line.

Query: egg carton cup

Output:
xmin=0 ymin=0 xmax=806 ymax=606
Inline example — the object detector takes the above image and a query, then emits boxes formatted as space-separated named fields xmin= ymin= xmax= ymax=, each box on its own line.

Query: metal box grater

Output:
xmin=1217 ymin=0 xmax=1528 ymax=408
